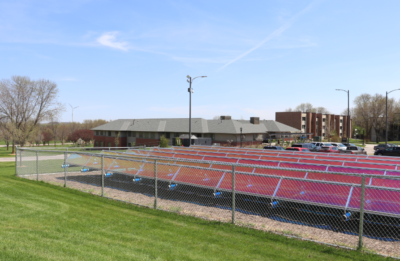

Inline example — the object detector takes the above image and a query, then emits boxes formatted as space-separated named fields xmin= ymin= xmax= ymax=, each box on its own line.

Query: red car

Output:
xmin=285 ymin=147 xmax=311 ymax=152
xmin=319 ymin=146 xmax=340 ymax=153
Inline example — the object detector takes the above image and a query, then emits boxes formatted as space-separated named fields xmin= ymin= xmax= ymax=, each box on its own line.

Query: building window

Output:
xmin=128 ymin=132 xmax=131 ymax=137
xmin=174 ymin=133 xmax=179 ymax=138
xmin=150 ymin=133 xmax=155 ymax=139
xmin=340 ymin=126 xmax=343 ymax=130
xmin=108 ymin=142 xmax=112 ymax=147
xmin=108 ymin=131 xmax=111 ymax=136
xmin=95 ymin=141 xmax=99 ymax=146
xmin=323 ymin=118 xmax=326 ymax=122
xmin=166 ymin=133 xmax=170 ymax=138
xmin=340 ymin=119 xmax=343 ymax=123
xmin=323 ymin=126 xmax=326 ymax=130
xmin=139 ymin=132 xmax=143 ymax=138
xmin=302 ymin=117 xmax=306 ymax=121
xmin=302 ymin=125 xmax=305 ymax=130
xmin=323 ymin=133 xmax=325 ymax=137
xmin=132 ymin=132 xmax=136 ymax=137
xmin=100 ymin=141 xmax=103 ymax=147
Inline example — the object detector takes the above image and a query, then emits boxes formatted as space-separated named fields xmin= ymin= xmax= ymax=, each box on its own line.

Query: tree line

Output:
xmin=0 ymin=76 xmax=108 ymax=152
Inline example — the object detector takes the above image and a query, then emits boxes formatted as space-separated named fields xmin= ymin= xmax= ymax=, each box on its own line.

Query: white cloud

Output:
xmin=97 ymin=32 xmax=128 ymax=51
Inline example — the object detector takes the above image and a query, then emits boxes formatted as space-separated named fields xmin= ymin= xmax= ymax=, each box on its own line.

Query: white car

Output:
xmin=330 ymin=142 xmax=347 ymax=151
xmin=311 ymin=142 xmax=333 ymax=151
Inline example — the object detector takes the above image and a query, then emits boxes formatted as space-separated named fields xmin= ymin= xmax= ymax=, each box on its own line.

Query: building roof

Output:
xmin=92 ymin=118 xmax=300 ymax=134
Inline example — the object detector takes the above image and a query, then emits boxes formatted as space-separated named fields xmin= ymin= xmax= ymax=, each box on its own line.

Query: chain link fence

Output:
xmin=15 ymin=147 xmax=400 ymax=258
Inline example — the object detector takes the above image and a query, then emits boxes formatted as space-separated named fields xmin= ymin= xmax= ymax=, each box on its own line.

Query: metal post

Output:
xmin=64 ymin=152 xmax=67 ymax=187
xmin=19 ymin=149 xmax=22 ymax=167
xmin=386 ymin=91 xmax=388 ymax=148
xmin=15 ymin=146 xmax=18 ymax=176
xmin=358 ymin=175 xmax=366 ymax=250
xmin=36 ymin=151 xmax=39 ymax=181
xmin=347 ymin=90 xmax=350 ymax=143
xmin=101 ymin=155 xmax=104 ymax=197
xmin=232 ymin=165 xmax=236 ymax=224
xmin=154 ymin=159 xmax=158 ymax=209
xmin=362 ymin=130 xmax=365 ymax=146
xmin=189 ymin=77 xmax=192 ymax=147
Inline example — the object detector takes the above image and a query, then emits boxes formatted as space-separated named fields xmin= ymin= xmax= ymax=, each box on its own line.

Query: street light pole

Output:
xmin=386 ymin=89 xmax=400 ymax=148
xmin=335 ymin=89 xmax=350 ymax=143
xmin=187 ymin=75 xmax=207 ymax=147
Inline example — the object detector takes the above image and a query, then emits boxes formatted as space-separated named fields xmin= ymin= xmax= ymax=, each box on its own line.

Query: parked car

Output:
xmin=319 ymin=146 xmax=340 ymax=153
xmin=374 ymin=144 xmax=387 ymax=150
xmin=374 ymin=147 xmax=400 ymax=156
xmin=311 ymin=142 xmax=333 ymax=151
xmin=340 ymin=146 xmax=367 ymax=155
xmin=291 ymin=143 xmax=317 ymax=151
xmin=329 ymin=142 xmax=347 ymax=151
xmin=285 ymin=147 xmax=311 ymax=152
xmin=263 ymin=146 xmax=285 ymax=150
xmin=342 ymin=143 xmax=357 ymax=147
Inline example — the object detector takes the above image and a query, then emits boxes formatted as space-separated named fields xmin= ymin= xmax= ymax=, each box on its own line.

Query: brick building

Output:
xmin=275 ymin=111 xmax=352 ymax=139
xmin=92 ymin=116 xmax=300 ymax=147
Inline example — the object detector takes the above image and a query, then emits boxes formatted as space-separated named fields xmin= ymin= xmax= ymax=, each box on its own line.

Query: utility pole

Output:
xmin=186 ymin=75 xmax=207 ymax=147
xmin=386 ymin=89 xmax=400 ymax=148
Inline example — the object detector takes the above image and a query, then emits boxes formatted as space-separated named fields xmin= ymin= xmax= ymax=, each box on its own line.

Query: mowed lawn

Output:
xmin=0 ymin=162 xmax=389 ymax=261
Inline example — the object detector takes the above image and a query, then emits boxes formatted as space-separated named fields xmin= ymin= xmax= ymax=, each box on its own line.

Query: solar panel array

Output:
xmin=65 ymin=147 xmax=400 ymax=218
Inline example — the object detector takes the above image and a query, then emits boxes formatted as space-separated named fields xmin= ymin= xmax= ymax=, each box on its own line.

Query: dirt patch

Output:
xmin=19 ymin=172 xmax=400 ymax=258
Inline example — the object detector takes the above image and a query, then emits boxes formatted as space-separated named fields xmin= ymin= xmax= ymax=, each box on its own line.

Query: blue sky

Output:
xmin=1 ymin=0 xmax=400 ymax=123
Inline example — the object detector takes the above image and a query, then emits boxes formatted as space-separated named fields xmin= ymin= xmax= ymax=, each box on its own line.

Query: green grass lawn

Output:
xmin=0 ymin=146 xmax=15 ymax=157
xmin=0 ymin=162 xmax=390 ymax=260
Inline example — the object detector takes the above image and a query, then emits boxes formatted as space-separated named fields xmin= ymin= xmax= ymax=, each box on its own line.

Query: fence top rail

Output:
xmin=151 ymin=147 xmax=400 ymax=167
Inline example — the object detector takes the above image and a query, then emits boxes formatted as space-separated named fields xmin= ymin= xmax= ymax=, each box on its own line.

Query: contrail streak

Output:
xmin=217 ymin=1 xmax=320 ymax=71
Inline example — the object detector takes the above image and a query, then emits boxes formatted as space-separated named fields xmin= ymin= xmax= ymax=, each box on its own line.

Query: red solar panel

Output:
xmin=174 ymin=167 xmax=224 ymax=188
xmin=275 ymin=180 xmax=351 ymax=208
xmin=218 ymin=173 xmax=280 ymax=196
xmin=349 ymin=187 xmax=400 ymax=215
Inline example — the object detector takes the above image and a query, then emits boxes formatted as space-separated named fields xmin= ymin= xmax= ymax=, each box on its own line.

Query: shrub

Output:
xmin=159 ymin=135 xmax=169 ymax=147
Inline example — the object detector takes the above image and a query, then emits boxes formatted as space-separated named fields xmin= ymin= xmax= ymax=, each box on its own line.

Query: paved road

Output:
xmin=364 ymin=144 xmax=375 ymax=155
xmin=0 ymin=155 xmax=65 ymax=162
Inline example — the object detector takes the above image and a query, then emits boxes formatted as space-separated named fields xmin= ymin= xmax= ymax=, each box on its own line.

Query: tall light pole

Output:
xmin=187 ymin=75 xmax=207 ymax=147
xmin=336 ymin=89 xmax=350 ymax=143
xmin=386 ymin=89 xmax=400 ymax=148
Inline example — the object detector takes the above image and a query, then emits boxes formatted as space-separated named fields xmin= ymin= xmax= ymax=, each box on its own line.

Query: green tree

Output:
xmin=159 ymin=135 xmax=169 ymax=147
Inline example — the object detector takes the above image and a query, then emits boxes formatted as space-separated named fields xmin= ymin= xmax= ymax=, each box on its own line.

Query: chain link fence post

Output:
xmin=232 ymin=165 xmax=235 ymax=224
xmin=15 ymin=146 xmax=18 ymax=176
xmin=19 ymin=148 xmax=22 ymax=167
xmin=154 ymin=159 xmax=158 ymax=209
xmin=64 ymin=152 xmax=67 ymax=187
xmin=36 ymin=151 xmax=39 ymax=181
xmin=358 ymin=174 xmax=366 ymax=250
xmin=101 ymin=155 xmax=104 ymax=197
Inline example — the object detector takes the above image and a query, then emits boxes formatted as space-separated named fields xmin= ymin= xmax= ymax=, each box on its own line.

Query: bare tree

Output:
xmin=315 ymin=107 xmax=330 ymax=114
xmin=57 ymin=124 xmax=69 ymax=145
xmin=285 ymin=108 xmax=293 ymax=112
xmin=213 ymin=116 xmax=220 ymax=120
xmin=292 ymin=103 xmax=329 ymax=113
xmin=0 ymin=76 xmax=64 ymax=153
